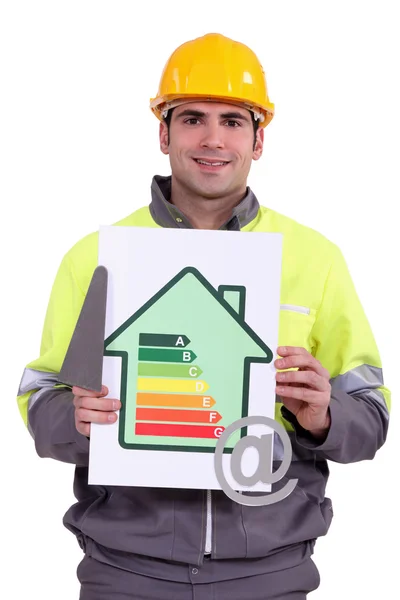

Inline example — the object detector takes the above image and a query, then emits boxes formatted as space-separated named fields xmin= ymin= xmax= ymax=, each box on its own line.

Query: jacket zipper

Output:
xmin=205 ymin=489 xmax=212 ymax=553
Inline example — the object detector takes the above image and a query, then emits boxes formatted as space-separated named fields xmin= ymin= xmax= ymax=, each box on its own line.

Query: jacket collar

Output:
xmin=149 ymin=174 xmax=259 ymax=231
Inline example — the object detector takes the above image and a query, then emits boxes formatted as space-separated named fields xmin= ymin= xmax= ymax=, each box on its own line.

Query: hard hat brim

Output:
xmin=150 ymin=95 xmax=274 ymax=128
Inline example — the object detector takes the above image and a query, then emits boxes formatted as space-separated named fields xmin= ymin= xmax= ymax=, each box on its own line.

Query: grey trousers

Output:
xmin=78 ymin=556 xmax=320 ymax=600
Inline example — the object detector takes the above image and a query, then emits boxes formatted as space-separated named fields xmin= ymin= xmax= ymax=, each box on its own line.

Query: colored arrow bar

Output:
xmin=138 ymin=348 xmax=197 ymax=363
xmin=138 ymin=363 xmax=203 ymax=378
xmin=137 ymin=378 xmax=209 ymax=393
xmin=139 ymin=333 xmax=190 ymax=347
xmin=136 ymin=408 xmax=222 ymax=424
xmin=136 ymin=393 xmax=216 ymax=408
xmin=135 ymin=422 xmax=225 ymax=439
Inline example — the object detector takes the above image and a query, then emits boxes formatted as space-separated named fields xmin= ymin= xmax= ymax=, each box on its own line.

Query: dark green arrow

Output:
xmin=139 ymin=333 xmax=191 ymax=347
xmin=138 ymin=363 xmax=203 ymax=378
xmin=138 ymin=348 xmax=197 ymax=363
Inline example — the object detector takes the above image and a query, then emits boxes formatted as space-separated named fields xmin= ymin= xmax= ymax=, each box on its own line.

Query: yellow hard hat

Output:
xmin=150 ymin=33 xmax=274 ymax=128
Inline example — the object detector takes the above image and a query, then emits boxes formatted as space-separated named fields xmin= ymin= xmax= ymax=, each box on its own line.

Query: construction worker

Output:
xmin=17 ymin=33 xmax=391 ymax=599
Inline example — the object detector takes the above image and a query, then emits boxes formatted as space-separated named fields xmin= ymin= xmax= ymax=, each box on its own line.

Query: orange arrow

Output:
xmin=136 ymin=393 xmax=216 ymax=408
xmin=136 ymin=407 xmax=222 ymax=424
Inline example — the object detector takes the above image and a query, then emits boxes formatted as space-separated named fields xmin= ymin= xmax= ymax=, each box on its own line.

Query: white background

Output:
xmin=1 ymin=1 xmax=398 ymax=598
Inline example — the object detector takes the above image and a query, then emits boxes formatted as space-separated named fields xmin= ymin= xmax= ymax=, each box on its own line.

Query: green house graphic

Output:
xmin=104 ymin=267 xmax=273 ymax=453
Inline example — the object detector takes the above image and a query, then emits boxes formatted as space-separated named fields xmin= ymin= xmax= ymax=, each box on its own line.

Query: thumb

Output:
xmin=280 ymin=395 xmax=300 ymax=417
xmin=72 ymin=384 xmax=109 ymax=398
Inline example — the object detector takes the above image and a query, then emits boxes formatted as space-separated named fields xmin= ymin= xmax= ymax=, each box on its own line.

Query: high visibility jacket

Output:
xmin=17 ymin=175 xmax=390 ymax=581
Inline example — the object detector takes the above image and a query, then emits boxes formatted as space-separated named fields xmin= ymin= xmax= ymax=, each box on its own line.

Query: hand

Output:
xmin=73 ymin=385 xmax=121 ymax=437
xmin=274 ymin=346 xmax=331 ymax=438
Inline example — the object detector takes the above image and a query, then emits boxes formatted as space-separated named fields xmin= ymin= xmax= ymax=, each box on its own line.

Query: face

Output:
xmin=159 ymin=101 xmax=264 ymax=200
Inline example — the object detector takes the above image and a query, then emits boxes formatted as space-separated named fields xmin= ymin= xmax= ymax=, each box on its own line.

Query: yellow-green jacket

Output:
xmin=17 ymin=175 xmax=390 ymax=580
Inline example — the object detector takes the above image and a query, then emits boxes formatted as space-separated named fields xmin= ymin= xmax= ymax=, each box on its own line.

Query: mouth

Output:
xmin=193 ymin=158 xmax=230 ymax=171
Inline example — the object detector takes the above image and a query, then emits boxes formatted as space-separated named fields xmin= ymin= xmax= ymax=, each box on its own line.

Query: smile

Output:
xmin=193 ymin=159 xmax=230 ymax=169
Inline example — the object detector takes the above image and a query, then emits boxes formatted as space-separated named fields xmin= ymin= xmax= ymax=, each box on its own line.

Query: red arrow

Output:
xmin=135 ymin=423 xmax=225 ymax=439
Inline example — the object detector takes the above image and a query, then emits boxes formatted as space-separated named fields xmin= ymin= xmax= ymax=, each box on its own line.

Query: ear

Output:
xmin=252 ymin=127 xmax=264 ymax=161
xmin=159 ymin=121 xmax=169 ymax=155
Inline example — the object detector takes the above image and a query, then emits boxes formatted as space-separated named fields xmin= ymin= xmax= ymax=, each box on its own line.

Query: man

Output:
xmin=17 ymin=33 xmax=391 ymax=599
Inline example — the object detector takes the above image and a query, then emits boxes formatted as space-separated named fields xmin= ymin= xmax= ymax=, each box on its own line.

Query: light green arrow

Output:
xmin=138 ymin=363 xmax=203 ymax=378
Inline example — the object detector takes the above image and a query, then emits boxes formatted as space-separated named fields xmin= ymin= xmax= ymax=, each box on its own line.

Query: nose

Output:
xmin=200 ymin=121 xmax=225 ymax=150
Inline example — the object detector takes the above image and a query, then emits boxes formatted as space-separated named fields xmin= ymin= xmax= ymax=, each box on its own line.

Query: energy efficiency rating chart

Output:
xmin=136 ymin=332 xmax=222 ymax=440
xmin=104 ymin=267 xmax=273 ymax=453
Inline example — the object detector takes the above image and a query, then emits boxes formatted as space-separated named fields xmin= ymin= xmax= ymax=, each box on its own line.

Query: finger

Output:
xmin=76 ymin=407 xmax=118 ymax=425
xmin=275 ymin=353 xmax=327 ymax=376
xmin=72 ymin=384 xmax=109 ymax=398
xmin=276 ymin=370 xmax=329 ymax=391
xmin=276 ymin=385 xmax=321 ymax=403
xmin=75 ymin=396 xmax=121 ymax=411
xmin=277 ymin=346 xmax=308 ymax=357
xmin=76 ymin=421 xmax=91 ymax=437
xmin=279 ymin=395 xmax=302 ymax=416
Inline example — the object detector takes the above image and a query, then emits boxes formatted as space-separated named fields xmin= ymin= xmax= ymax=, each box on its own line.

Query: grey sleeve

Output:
xmin=281 ymin=386 xmax=390 ymax=463
xmin=28 ymin=388 xmax=90 ymax=466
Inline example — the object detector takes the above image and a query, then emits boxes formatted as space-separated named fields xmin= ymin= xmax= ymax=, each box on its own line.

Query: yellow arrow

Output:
xmin=137 ymin=378 xmax=210 ymax=393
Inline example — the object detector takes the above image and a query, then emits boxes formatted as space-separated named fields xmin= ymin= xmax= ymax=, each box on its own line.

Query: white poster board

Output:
xmin=89 ymin=226 xmax=282 ymax=492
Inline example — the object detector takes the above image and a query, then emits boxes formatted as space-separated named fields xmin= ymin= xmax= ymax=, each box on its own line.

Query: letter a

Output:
xmin=175 ymin=336 xmax=185 ymax=346
xmin=231 ymin=434 xmax=274 ymax=487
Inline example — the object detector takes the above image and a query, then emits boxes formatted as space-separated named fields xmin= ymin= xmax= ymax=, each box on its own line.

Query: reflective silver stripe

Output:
xmin=28 ymin=386 xmax=57 ymax=410
xmin=18 ymin=368 xmax=61 ymax=411
xmin=18 ymin=368 xmax=64 ymax=437
xmin=331 ymin=364 xmax=389 ymax=418
xmin=18 ymin=368 xmax=60 ymax=396
xmin=280 ymin=304 xmax=311 ymax=315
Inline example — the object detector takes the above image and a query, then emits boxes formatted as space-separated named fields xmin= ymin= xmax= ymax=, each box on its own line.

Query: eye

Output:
xmin=184 ymin=118 xmax=200 ymax=125
xmin=225 ymin=120 xmax=240 ymax=127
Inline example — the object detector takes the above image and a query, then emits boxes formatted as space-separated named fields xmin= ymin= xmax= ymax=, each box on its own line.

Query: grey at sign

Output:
xmin=214 ymin=416 xmax=298 ymax=506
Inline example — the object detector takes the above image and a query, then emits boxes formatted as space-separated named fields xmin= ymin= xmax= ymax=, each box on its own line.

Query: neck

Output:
xmin=170 ymin=177 xmax=247 ymax=230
